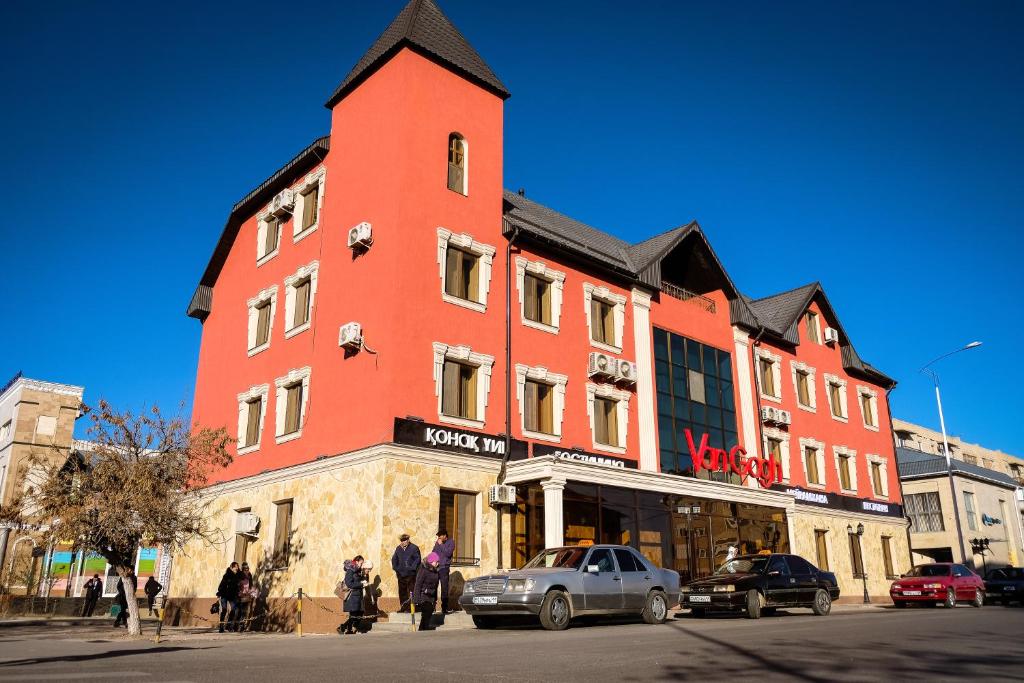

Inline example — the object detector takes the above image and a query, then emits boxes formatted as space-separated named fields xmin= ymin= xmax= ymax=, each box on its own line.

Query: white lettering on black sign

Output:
xmin=862 ymin=501 xmax=890 ymax=513
xmin=424 ymin=427 xmax=506 ymax=455
xmin=553 ymin=450 xmax=626 ymax=469
xmin=785 ymin=487 xmax=830 ymax=505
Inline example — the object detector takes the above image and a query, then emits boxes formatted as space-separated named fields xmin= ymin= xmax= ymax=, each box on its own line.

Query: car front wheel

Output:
xmin=811 ymin=589 xmax=832 ymax=616
xmin=539 ymin=590 xmax=572 ymax=631
xmin=942 ymin=588 xmax=956 ymax=608
xmin=972 ymin=589 xmax=984 ymax=608
xmin=745 ymin=590 xmax=763 ymax=619
xmin=642 ymin=590 xmax=669 ymax=624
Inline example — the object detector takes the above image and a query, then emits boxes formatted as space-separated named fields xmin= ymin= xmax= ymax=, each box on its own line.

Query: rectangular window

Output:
xmin=804 ymin=446 xmax=821 ymax=485
xmin=523 ymin=273 xmax=552 ymax=325
xmin=244 ymin=398 xmax=262 ymax=447
xmin=905 ymin=492 xmax=944 ymax=533
xmin=796 ymin=371 xmax=811 ymax=407
xmin=284 ymin=383 xmax=303 ymax=435
xmin=881 ymin=536 xmax=895 ymax=579
xmin=441 ymin=360 xmax=477 ymax=420
xmin=234 ymin=534 xmax=250 ymax=565
xmin=964 ymin=491 xmax=978 ymax=531
xmin=861 ymin=393 xmax=876 ymax=427
xmin=273 ymin=501 xmax=293 ymax=567
xmin=301 ymin=184 xmax=319 ymax=230
xmin=766 ymin=438 xmax=783 ymax=473
xmin=814 ymin=529 xmax=829 ymax=571
xmin=524 ymin=380 xmax=554 ymax=434
xmin=759 ymin=358 xmax=776 ymax=397
xmin=263 ymin=217 xmax=280 ymax=256
xmin=848 ymin=532 xmax=864 ymax=577
xmin=590 ymin=298 xmax=614 ymax=345
xmin=445 ymin=246 xmax=480 ymax=302
xmin=806 ymin=311 xmax=821 ymax=343
xmin=0 ymin=420 xmax=10 ymax=441
xmin=594 ymin=397 xmax=619 ymax=447
xmin=838 ymin=454 xmax=852 ymax=491
xmin=828 ymin=382 xmax=843 ymax=417
xmin=292 ymin=278 xmax=311 ymax=328
xmin=871 ymin=462 xmax=885 ymax=497
xmin=439 ymin=489 xmax=476 ymax=564
xmin=255 ymin=300 xmax=272 ymax=347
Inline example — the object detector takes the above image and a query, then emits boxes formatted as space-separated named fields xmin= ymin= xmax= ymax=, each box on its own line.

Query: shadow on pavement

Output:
xmin=0 ymin=645 xmax=215 ymax=668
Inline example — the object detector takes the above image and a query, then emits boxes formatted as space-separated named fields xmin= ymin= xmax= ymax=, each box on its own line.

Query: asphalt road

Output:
xmin=0 ymin=605 xmax=1022 ymax=682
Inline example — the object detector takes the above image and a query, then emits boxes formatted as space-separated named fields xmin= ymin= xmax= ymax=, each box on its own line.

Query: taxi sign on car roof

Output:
xmin=577 ymin=540 xmax=594 ymax=547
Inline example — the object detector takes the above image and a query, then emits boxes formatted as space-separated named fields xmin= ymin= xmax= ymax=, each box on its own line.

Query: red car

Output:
xmin=890 ymin=563 xmax=985 ymax=608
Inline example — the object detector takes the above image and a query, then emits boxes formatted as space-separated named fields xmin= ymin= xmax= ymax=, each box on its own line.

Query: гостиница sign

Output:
xmin=393 ymin=417 xmax=527 ymax=460
xmin=532 ymin=444 xmax=638 ymax=469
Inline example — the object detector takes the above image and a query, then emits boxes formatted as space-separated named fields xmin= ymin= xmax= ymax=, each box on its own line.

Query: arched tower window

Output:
xmin=448 ymin=133 xmax=467 ymax=195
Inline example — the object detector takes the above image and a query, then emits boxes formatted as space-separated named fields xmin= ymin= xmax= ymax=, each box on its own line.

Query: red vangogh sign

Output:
xmin=683 ymin=429 xmax=782 ymax=488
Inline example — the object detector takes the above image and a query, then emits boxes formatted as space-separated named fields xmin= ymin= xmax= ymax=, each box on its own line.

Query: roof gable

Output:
xmin=325 ymin=0 xmax=510 ymax=108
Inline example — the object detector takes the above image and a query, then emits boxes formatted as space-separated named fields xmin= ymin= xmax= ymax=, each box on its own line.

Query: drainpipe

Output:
xmin=885 ymin=384 xmax=915 ymax=573
xmin=496 ymin=225 xmax=520 ymax=570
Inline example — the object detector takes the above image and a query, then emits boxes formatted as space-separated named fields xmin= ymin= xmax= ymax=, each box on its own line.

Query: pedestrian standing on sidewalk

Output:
xmin=144 ymin=576 xmax=162 ymax=616
xmin=236 ymin=562 xmax=256 ymax=631
xmin=216 ymin=562 xmax=241 ymax=633
xmin=413 ymin=552 xmax=441 ymax=631
xmin=113 ymin=569 xmax=137 ymax=628
xmin=337 ymin=555 xmax=366 ymax=635
xmin=432 ymin=530 xmax=455 ymax=614
xmin=81 ymin=574 xmax=102 ymax=617
xmin=391 ymin=534 xmax=421 ymax=613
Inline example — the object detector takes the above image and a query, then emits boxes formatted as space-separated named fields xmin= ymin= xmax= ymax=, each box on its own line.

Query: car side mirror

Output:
xmin=767 ymin=570 xmax=780 ymax=577
xmin=586 ymin=564 xmax=600 ymax=574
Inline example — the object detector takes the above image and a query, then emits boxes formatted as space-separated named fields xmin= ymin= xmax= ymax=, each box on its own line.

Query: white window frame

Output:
xmin=236 ymin=384 xmax=269 ymax=455
xmin=762 ymin=426 xmax=791 ymax=484
xmin=292 ymin=167 xmax=326 ymax=244
xmin=866 ymin=453 xmax=889 ymax=499
xmin=274 ymin=367 xmax=312 ymax=444
xmin=436 ymin=229 xmax=496 ymax=313
xmin=823 ymin=373 xmax=849 ymax=422
xmin=586 ymin=382 xmax=631 ymax=454
xmin=255 ymin=212 xmax=283 ymax=265
xmin=756 ymin=349 xmax=783 ymax=403
xmin=514 ymin=364 xmax=569 ymax=442
xmin=799 ymin=437 xmax=827 ymax=489
xmin=790 ymin=360 xmax=817 ymax=412
xmin=284 ymin=261 xmax=319 ymax=339
xmin=583 ymin=283 xmax=627 ymax=353
xmin=448 ymin=133 xmax=469 ymax=196
xmin=515 ymin=257 xmax=565 ymax=334
xmin=856 ymin=385 xmax=879 ymax=432
xmin=832 ymin=445 xmax=858 ymax=494
xmin=246 ymin=285 xmax=279 ymax=356
xmin=432 ymin=343 xmax=494 ymax=429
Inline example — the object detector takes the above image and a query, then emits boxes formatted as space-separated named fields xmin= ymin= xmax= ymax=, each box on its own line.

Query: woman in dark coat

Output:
xmin=216 ymin=562 xmax=241 ymax=633
xmin=337 ymin=556 xmax=365 ymax=635
xmin=412 ymin=552 xmax=441 ymax=631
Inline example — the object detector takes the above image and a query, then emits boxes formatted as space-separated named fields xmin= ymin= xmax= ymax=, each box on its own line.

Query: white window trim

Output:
xmin=515 ymin=257 xmax=565 ymax=334
xmin=283 ymin=261 xmax=319 ymax=339
xmin=790 ymin=360 xmax=817 ymax=413
xmin=583 ymin=283 xmax=627 ymax=353
xmin=856 ymin=385 xmax=880 ymax=432
xmin=586 ymin=382 xmax=631 ymax=454
xmin=432 ymin=343 xmax=495 ymax=429
xmin=832 ymin=445 xmax=858 ymax=494
xmin=866 ymin=453 xmax=889 ymax=499
xmin=236 ymin=384 xmax=270 ymax=455
xmin=255 ymin=211 xmax=282 ymax=265
xmin=762 ymin=426 xmax=791 ymax=484
xmin=756 ymin=349 xmax=783 ymax=403
xmin=274 ymin=367 xmax=312 ymax=444
xmin=514 ymin=364 xmax=569 ymax=442
xmin=823 ymin=373 xmax=849 ymax=422
xmin=246 ymin=285 xmax=279 ymax=356
xmin=292 ymin=166 xmax=326 ymax=244
xmin=436 ymin=229 xmax=496 ymax=313
xmin=799 ymin=436 xmax=827 ymax=490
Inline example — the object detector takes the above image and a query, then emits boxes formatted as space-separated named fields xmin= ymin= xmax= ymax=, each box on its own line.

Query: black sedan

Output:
xmin=680 ymin=553 xmax=840 ymax=618
xmin=984 ymin=567 xmax=1024 ymax=605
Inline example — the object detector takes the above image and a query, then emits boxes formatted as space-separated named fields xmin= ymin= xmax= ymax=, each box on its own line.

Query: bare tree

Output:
xmin=5 ymin=400 xmax=232 ymax=636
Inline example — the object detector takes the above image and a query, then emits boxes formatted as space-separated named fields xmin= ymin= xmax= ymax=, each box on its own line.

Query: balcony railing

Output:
xmin=660 ymin=281 xmax=716 ymax=313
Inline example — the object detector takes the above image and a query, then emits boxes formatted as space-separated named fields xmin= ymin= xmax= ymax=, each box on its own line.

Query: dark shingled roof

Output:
xmin=897 ymin=447 xmax=1019 ymax=488
xmin=747 ymin=283 xmax=819 ymax=344
xmin=325 ymin=0 xmax=510 ymax=108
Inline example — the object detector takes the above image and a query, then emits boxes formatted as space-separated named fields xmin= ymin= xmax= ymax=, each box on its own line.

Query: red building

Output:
xmin=173 ymin=0 xmax=908 ymax=625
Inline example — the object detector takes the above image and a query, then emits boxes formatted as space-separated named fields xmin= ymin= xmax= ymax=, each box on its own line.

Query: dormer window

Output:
xmin=805 ymin=311 xmax=822 ymax=344
xmin=448 ymin=133 xmax=467 ymax=195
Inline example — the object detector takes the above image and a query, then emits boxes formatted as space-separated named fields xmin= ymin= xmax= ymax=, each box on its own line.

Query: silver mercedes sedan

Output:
xmin=459 ymin=544 xmax=680 ymax=630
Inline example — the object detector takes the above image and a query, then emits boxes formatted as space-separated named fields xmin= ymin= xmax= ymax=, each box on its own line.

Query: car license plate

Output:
xmin=1005 ymin=587 xmax=1015 ymax=592
xmin=472 ymin=596 xmax=498 ymax=605
xmin=903 ymin=590 xmax=922 ymax=596
xmin=689 ymin=595 xmax=711 ymax=603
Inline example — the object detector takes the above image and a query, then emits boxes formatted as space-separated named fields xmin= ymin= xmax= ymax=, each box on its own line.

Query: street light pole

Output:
xmin=920 ymin=342 xmax=981 ymax=566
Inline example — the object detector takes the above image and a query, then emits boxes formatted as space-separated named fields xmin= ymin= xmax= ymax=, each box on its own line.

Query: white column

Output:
xmin=733 ymin=327 xmax=760 ymax=488
xmin=631 ymin=288 xmax=657 ymax=472
xmin=542 ymin=478 xmax=566 ymax=548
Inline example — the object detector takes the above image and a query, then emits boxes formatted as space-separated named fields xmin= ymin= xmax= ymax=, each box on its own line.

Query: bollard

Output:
xmin=153 ymin=596 xmax=165 ymax=644
xmin=410 ymin=593 xmax=416 ymax=632
xmin=296 ymin=588 xmax=303 ymax=638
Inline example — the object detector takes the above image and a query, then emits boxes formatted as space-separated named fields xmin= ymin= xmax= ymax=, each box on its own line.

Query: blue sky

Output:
xmin=1 ymin=1 xmax=1021 ymax=452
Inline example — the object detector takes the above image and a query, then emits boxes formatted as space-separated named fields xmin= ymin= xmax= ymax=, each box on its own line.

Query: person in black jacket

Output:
xmin=412 ymin=553 xmax=440 ymax=631
xmin=337 ymin=556 xmax=366 ymax=635
xmin=391 ymin=534 xmax=421 ymax=613
xmin=82 ymin=574 xmax=103 ymax=617
xmin=112 ymin=569 xmax=137 ymax=628
xmin=144 ymin=576 xmax=162 ymax=616
xmin=216 ymin=562 xmax=241 ymax=633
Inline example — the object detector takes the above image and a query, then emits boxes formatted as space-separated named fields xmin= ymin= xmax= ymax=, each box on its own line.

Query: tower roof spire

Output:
xmin=325 ymin=0 xmax=510 ymax=108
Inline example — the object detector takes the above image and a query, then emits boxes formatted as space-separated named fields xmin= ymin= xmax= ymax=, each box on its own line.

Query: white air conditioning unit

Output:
xmin=760 ymin=406 xmax=778 ymax=424
xmin=587 ymin=352 xmax=614 ymax=379
xmin=338 ymin=322 xmax=363 ymax=350
xmin=235 ymin=512 xmax=260 ymax=537
xmin=615 ymin=359 xmax=638 ymax=385
xmin=347 ymin=221 xmax=373 ymax=249
xmin=823 ymin=327 xmax=839 ymax=345
xmin=488 ymin=484 xmax=517 ymax=507
xmin=776 ymin=409 xmax=792 ymax=426
xmin=269 ymin=188 xmax=295 ymax=217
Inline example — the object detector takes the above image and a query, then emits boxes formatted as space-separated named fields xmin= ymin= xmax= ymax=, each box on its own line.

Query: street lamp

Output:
xmin=920 ymin=342 xmax=982 ymax=565
xmin=848 ymin=522 xmax=869 ymax=604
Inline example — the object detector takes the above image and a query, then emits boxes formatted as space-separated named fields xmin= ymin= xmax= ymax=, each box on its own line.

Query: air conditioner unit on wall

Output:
xmin=823 ymin=327 xmax=839 ymax=344
xmin=269 ymin=188 xmax=295 ymax=217
xmin=488 ymin=484 xmax=517 ymax=507
xmin=588 ymin=352 xmax=614 ymax=379
xmin=235 ymin=512 xmax=260 ymax=537
xmin=347 ymin=222 xmax=373 ymax=249
xmin=776 ymin=409 xmax=792 ymax=426
xmin=338 ymin=322 xmax=363 ymax=350
xmin=615 ymin=359 xmax=638 ymax=385
xmin=760 ymin=406 xmax=778 ymax=423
